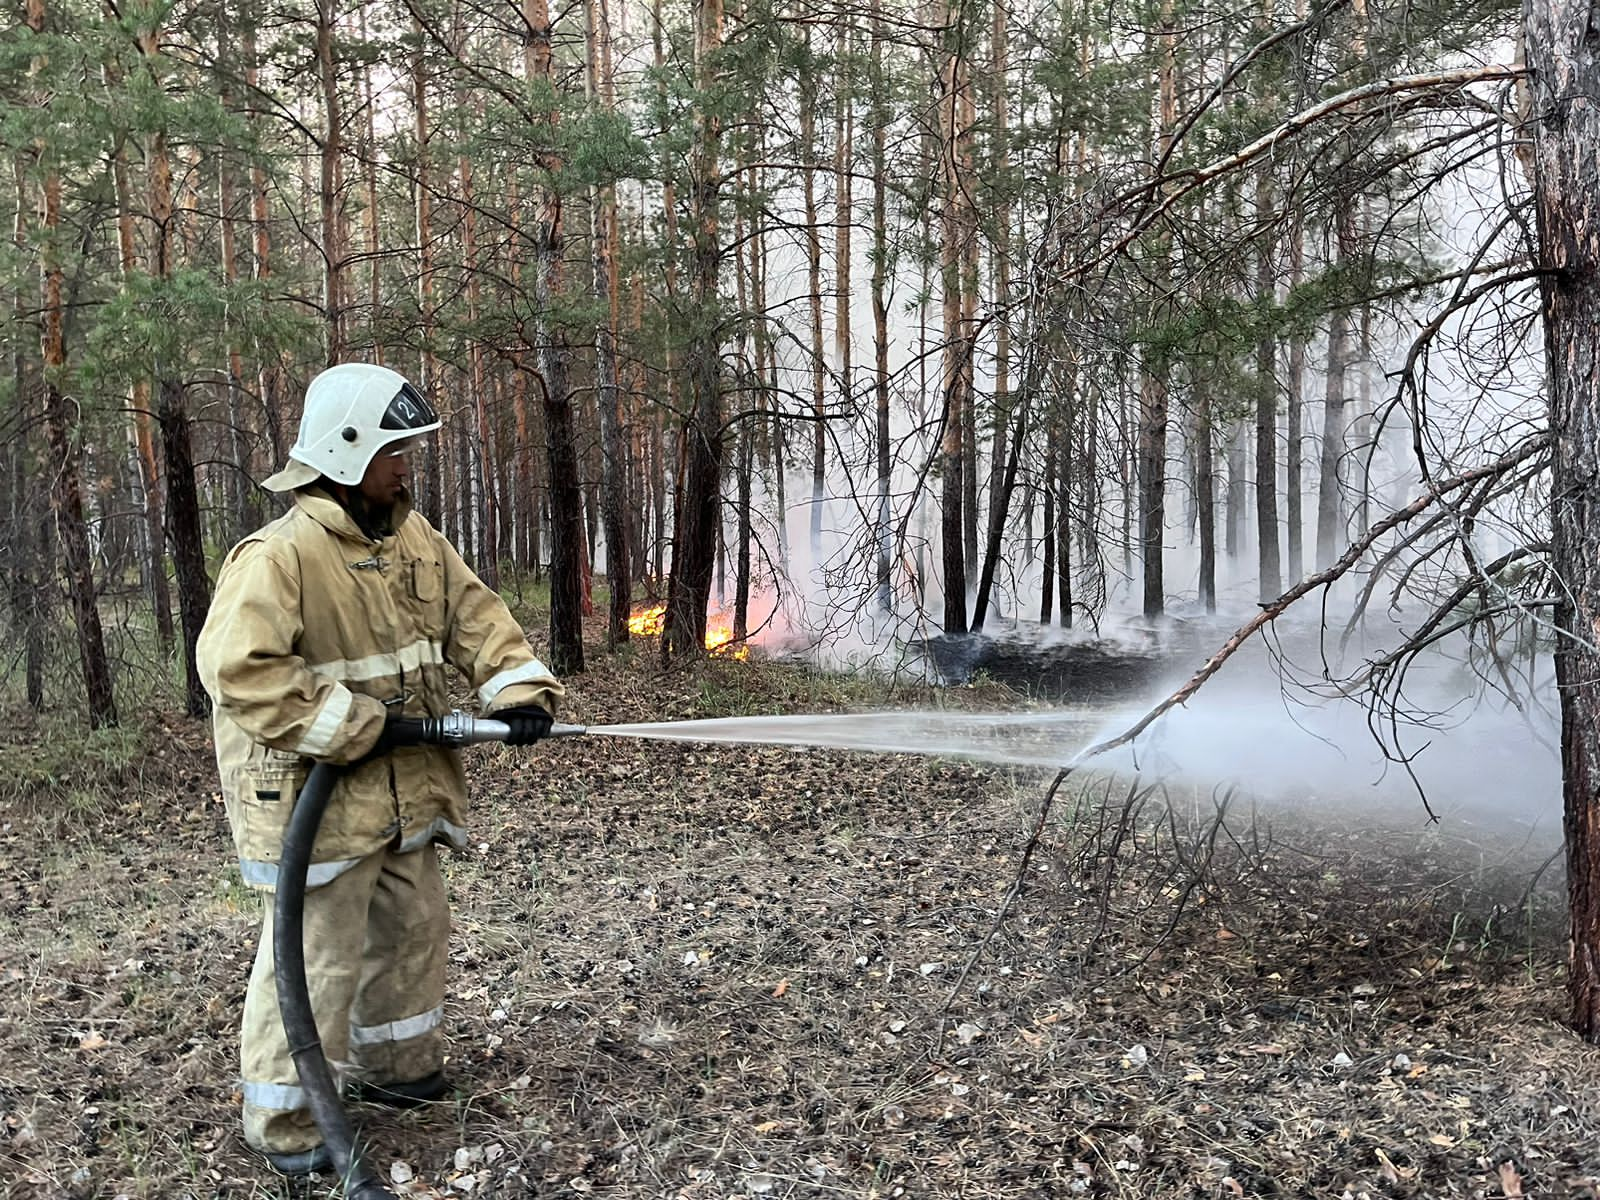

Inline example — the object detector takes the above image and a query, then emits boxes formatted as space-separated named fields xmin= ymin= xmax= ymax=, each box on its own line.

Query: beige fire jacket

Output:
xmin=197 ymin=488 xmax=564 ymax=890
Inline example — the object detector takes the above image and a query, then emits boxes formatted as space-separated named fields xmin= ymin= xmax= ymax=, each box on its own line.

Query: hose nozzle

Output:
xmin=394 ymin=710 xmax=589 ymax=746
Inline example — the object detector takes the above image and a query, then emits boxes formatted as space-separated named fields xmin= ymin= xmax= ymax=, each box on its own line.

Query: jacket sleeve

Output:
xmin=197 ymin=539 xmax=389 ymax=764
xmin=439 ymin=537 xmax=566 ymax=716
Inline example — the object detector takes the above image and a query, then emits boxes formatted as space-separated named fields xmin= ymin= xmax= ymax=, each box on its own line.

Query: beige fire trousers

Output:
xmin=239 ymin=844 xmax=449 ymax=1155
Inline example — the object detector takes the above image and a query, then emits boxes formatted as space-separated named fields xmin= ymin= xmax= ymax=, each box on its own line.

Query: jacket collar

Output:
xmin=294 ymin=486 xmax=413 ymax=546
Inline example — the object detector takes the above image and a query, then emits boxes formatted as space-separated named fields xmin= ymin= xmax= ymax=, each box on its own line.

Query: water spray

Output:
xmin=276 ymin=706 xmax=1113 ymax=1193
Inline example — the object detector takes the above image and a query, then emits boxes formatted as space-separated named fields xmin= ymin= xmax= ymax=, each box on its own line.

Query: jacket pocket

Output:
xmin=239 ymin=761 xmax=305 ymax=809
xmin=226 ymin=761 xmax=309 ymax=885
xmin=409 ymin=557 xmax=443 ymax=606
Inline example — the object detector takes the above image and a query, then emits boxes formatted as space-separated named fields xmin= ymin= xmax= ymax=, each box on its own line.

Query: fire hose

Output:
xmin=273 ymin=710 xmax=586 ymax=1198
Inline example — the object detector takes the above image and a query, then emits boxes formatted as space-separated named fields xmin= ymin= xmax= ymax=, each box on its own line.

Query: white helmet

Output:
xmin=263 ymin=363 xmax=441 ymax=492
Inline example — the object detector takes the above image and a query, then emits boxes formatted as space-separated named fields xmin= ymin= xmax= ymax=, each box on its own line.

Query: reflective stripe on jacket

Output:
xmin=197 ymin=488 xmax=564 ymax=889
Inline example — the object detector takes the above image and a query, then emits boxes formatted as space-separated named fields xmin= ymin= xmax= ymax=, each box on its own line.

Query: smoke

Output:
xmin=1076 ymin=629 xmax=1562 ymax=851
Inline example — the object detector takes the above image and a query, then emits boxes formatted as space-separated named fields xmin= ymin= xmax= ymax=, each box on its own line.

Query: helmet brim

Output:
xmin=261 ymin=458 xmax=323 ymax=493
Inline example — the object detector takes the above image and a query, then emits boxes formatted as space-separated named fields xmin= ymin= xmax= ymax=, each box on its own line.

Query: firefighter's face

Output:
xmin=358 ymin=438 xmax=416 ymax=505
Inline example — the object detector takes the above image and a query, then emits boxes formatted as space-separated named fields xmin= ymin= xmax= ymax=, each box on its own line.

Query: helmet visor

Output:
xmin=380 ymin=381 xmax=439 ymax=431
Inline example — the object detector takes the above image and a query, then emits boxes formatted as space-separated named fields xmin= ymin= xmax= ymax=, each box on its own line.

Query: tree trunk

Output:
xmin=1139 ymin=0 xmax=1176 ymax=619
xmin=938 ymin=0 xmax=967 ymax=634
xmin=972 ymin=399 xmax=1027 ymax=629
xmin=137 ymin=15 xmax=210 ymax=717
xmin=587 ymin=0 xmax=630 ymax=646
xmin=651 ymin=0 xmax=680 ymax=594
xmin=1525 ymin=0 xmax=1600 ymax=1040
xmin=242 ymin=3 xmax=285 ymax=466
xmin=160 ymin=380 xmax=213 ymax=717
xmin=105 ymin=99 xmax=174 ymax=651
xmin=1353 ymin=301 xmax=1375 ymax=532
xmin=663 ymin=0 xmax=726 ymax=660
xmin=10 ymin=153 xmax=44 ymax=708
xmin=1041 ymin=415 xmax=1056 ymax=624
xmin=802 ymin=46 xmax=826 ymax=560
xmin=870 ymin=7 xmax=891 ymax=614
xmin=32 ymin=5 xmax=117 ymax=725
xmin=1197 ymin=387 xmax=1216 ymax=613
xmin=1254 ymin=170 xmax=1282 ymax=600
xmin=414 ymin=18 xmax=442 ymax=530
xmin=958 ymin=59 xmax=980 ymax=577
xmin=1138 ymin=369 xmax=1168 ymax=618
xmin=1317 ymin=194 xmax=1357 ymax=567
xmin=987 ymin=0 xmax=1011 ymax=587
xmin=358 ymin=1 xmax=383 ymax=354
xmin=458 ymin=89 xmax=499 ymax=590
xmin=217 ymin=145 xmax=254 ymax=541
xmin=1286 ymin=214 xmax=1306 ymax=582
xmin=1225 ymin=419 xmax=1246 ymax=560
xmin=752 ymin=145 xmax=789 ymax=577
xmin=1316 ymin=306 xmax=1351 ymax=568
xmin=1058 ymin=391 xmax=1073 ymax=627
xmin=833 ymin=19 xmax=853 ymax=433
xmin=316 ymin=0 xmax=343 ymax=363
xmin=734 ymin=419 xmax=752 ymax=641
xmin=543 ymin=381 xmax=586 ymax=674
xmin=527 ymin=0 xmax=584 ymax=673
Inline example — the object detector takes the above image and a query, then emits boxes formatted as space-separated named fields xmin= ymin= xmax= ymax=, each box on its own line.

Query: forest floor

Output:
xmin=2 ymin=622 xmax=1596 ymax=1200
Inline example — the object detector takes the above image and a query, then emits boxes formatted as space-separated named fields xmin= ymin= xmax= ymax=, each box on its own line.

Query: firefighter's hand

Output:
xmin=494 ymin=705 xmax=553 ymax=745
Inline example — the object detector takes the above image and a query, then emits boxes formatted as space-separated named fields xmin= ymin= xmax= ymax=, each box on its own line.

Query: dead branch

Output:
xmin=940 ymin=431 xmax=1553 ymax=1031
xmin=1071 ymin=432 xmax=1551 ymax=767
xmin=1056 ymin=64 xmax=1526 ymax=281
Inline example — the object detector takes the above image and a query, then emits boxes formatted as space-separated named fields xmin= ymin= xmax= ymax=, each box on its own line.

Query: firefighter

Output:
xmin=196 ymin=362 xmax=564 ymax=1175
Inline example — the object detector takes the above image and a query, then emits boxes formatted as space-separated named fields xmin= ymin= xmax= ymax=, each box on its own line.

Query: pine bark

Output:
xmin=316 ymin=0 xmax=344 ymax=362
xmin=1286 ymin=215 xmax=1306 ymax=581
xmin=938 ymin=0 xmax=968 ymax=633
xmin=972 ymin=397 xmax=1027 ymax=629
xmin=106 ymin=96 xmax=174 ymax=651
xmin=663 ymin=0 xmax=726 ymax=660
xmin=458 ymin=83 xmax=499 ymax=589
xmin=587 ymin=0 xmax=630 ymax=645
xmin=242 ymin=4 xmax=286 ymax=465
xmin=1315 ymin=304 xmax=1352 ymax=567
xmin=1254 ymin=170 xmax=1281 ymax=600
xmin=1041 ymin=417 xmax=1056 ymax=624
xmin=802 ymin=46 xmax=826 ymax=559
xmin=413 ymin=21 xmax=443 ymax=532
xmin=958 ymin=71 xmax=980 ymax=579
xmin=526 ymin=0 xmax=584 ymax=673
xmin=33 ymin=0 xmax=116 ymax=725
xmin=652 ymin=0 xmax=680 ymax=592
xmin=870 ymin=7 xmax=891 ymax=613
xmin=1524 ymin=0 xmax=1600 ymax=1040
xmin=137 ymin=15 xmax=210 ymax=717
xmin=987 ymin=0 xmax=1012 ymax=582
xmin=10 ymin=154 xmax=44 ymax=707
xmin=1197 ymin=387 xmax=1216 ymax=613
xmin=1140 ymin=0 xmax=1176 ymax=619
xmin=1225 ymin=419 xmax=1246 ymax=559
xmin=833 ymin=19 xmax=853 ymax=436
xmin=216 ymin=9 xmax=255 ymax=544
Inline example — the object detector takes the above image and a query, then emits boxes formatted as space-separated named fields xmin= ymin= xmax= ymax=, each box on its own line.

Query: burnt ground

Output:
xmin=1 ymin=639 xmax=1596 ymax=1200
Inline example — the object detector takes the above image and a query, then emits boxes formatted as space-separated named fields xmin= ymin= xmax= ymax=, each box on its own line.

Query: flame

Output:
xmin=627 ymin=603 xmax=667 ymax=637
xmin=627 ymin=602 xmax=749 ymax=659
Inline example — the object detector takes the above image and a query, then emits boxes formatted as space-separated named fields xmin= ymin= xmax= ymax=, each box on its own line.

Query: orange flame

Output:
xmin=627 ymin=603 xmax=749 ymax=659
xmin=627 ymin=603 xmax=667 ymax=638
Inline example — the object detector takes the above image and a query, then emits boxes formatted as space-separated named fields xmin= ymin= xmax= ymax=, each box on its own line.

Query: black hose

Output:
xmin=269 ymin=712 xmax=566 ymax=1195
xmin=273 ymin=760 xmax=397 ymax=1200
